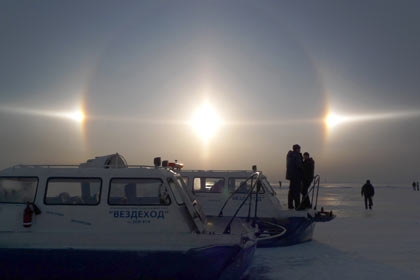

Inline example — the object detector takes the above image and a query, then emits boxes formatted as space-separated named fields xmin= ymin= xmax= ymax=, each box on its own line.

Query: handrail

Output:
xmin=309 ymin=175 xmax=321 ymax=210
xmin=252 ymin=180 xmax=260 ymax=227
xmin=255 ymin=223 xmax=287 ymax=241
xmin=12 ymin=164 xmax=160 ymax=169
xmin=181 ymin=169 xmax=255 ymax=174
xmin=217 ymin=171 xmax=260 ymax=217
xmin=218 ymin=172 xmax=262 ymax=234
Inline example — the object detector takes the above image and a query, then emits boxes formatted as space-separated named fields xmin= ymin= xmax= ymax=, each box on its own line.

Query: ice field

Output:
xmin=247 ymin=183 xmax=420 ymax=280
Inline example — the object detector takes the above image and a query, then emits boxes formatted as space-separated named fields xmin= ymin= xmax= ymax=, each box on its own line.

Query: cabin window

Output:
xmin=193 ymin=177 xmax=225 ymax=193
xmin=228 ymin=178 xmax=265 ymax=194
xmin=108 ymin=178 xmax=171 ymax=206
xmin=45 ymin=178 xmax=101 ymax=205
xmin=0 ymin=177 xmax=38 ymax=204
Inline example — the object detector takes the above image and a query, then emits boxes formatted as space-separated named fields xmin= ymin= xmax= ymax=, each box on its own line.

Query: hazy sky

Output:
xmin=1 ymin=0 xmax=419 ymax=185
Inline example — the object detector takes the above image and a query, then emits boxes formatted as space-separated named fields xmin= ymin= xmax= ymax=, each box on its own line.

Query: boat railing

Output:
xmin=12 ymin=164 xmax=81 ymax=169
xmin=218 ymin=171 xmax=263 ymax=234
xmin=255 ymin=223 xmax=288 ymax=241
xmin=306 ymin=174 xmax=321 ymax=210
xmin=11 ymin=164 xmax=162 ymax=169
xmin=181 ymin=169 xmax=254 ymax=172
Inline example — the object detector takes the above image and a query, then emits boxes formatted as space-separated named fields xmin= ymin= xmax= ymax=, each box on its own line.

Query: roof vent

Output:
xmin=79 ymin=153 xmax=127 ymax=168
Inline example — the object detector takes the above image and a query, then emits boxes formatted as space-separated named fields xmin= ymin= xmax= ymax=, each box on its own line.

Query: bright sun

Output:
xmin=325 ymin=112 xmax=344 ymax=128
xmin=66 ymin=110 xmax=86 ymax=123
xmin=190 ymin=102 xmax=222 ymax=142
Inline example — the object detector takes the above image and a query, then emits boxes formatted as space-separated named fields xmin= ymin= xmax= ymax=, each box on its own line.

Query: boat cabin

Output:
xmin=0 ymin=154 xmax=257 ymax=279
xmin=0 ymin=154 xmax=209 ymax=236
xmin=180 ymin=168 xmax=283 ymax=218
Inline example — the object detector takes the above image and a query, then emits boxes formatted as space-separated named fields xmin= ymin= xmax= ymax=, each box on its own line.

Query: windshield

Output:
xmin=175 ymin=175 xmax=207 ymax=222
xmin=175 ymin=175 xmax=195 ymax=203
xmin=261 ymin=177 xmax=275 ymax=195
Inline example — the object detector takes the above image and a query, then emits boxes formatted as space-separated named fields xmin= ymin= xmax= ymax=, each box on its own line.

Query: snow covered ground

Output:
xmin=246 ymin=184 xmax=420 ymax=280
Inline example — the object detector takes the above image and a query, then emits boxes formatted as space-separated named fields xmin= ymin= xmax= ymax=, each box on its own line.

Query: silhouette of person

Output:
xmin=361 ymin=179 xmax=375 ymax=210
xmin=286 ymin=144 xmax=303 ymax=209
xmin=413 ymin=181 xmax=416 ymax=191
xmin=299 ymin=152 xmax=315 ymax=209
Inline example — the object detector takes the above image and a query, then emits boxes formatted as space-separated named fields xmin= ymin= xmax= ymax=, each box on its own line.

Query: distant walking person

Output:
xmin=417 ymin=181 xmax=419 ymax=191
xmin=361 ymin=180 xmax=375 ymax=210
xmin=299 ymin=152 xmax=315 ymax=210
xmin=286 ymin=144 xmax=303 ymax=209
xmin=413 ymin=182 xmax=416 ymax=191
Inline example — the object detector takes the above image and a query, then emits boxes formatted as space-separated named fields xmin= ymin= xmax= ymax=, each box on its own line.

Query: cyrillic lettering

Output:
xmin=157 ymin=210 xmax=165 ymax=219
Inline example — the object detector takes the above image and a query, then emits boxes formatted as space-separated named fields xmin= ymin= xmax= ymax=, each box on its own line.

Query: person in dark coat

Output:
xmin=286 ymin=144 xmax=303 ymax=209
xmin=299 ymin=152 xmax=315 ymax=209
xmin=361 ymin=179 xmax=375 ymax=210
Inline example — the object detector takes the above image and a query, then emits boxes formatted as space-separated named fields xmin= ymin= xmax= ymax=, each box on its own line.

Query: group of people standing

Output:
xmin=285 ymin=143 xmax=378 ymax=211
xmin=285 ymin=144 xmax=315 ymax=210
xmin=412 ymin=181 xmax=419 ymax=191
